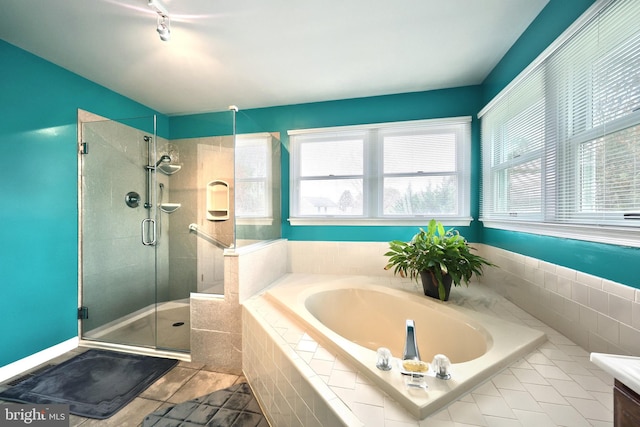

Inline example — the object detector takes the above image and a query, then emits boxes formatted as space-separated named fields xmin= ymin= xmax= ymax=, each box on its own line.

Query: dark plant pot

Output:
xmin=419 ymin=271 xmax=453 ymax=301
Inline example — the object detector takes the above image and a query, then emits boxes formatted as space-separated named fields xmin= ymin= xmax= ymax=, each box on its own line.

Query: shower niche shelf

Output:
xmin=206 ymin=180 xmax=229 ymax=221
xmin=158 ymin=164 xmax=181 ymax=175
xmin=160 ymin=203 xmax=181 ymax=213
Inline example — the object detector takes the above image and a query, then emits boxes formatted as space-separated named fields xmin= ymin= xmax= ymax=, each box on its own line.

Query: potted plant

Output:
xmin=384 ymin=219 xmax=495 ymax=301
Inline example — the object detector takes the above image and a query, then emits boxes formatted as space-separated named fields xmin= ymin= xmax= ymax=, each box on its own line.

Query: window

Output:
xmin=235 ymin=133 xmax=273 ymax=221
xmin=289 ymin=117 xmax=471 ymax=225
xmin=480 ymin=0 xmax=640 ymax=246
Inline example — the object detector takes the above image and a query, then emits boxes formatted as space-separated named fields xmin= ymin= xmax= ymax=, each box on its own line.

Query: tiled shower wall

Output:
xmin=477 ymin=244 xmax=640 ymax=357
xmin=167 ymin=135 xmax=234 ymax=299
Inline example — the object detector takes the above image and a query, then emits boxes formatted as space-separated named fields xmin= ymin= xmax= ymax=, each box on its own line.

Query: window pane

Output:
xmin=384 ymin=133 xmax=456 ymax=173
xmin=300 ymin=139 xmax=363 ymax=177
xmin=579 ymin=123 xmax=640 ymax=214
xmin=298 ymin=179 xmax=363 ymax=215
xmin=383 ymin=176 xmax=457 ymax=215
xmin=236 ymin=181 xmax=266 ymax=216
xmin=236 ymin=142 xmax=267 ymax=178
xmin=500 ymin=159 xmax=542 ymax=214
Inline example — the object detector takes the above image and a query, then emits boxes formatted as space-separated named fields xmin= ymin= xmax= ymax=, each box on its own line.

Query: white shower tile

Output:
xmin=492 ymin=372 xmax=526 ymax=391
xmin=498 ymin=389 xmax=542 ymax=412
xmin=447 ymin=400 xmax=488 ymax=426
xmin=510 ymin=367 xmax=549 ymax=385
xmin=530 ymin=364 xmax=571 ymax=381
xmin=327 ymin=369 xmax=357 ymax=389
xmin=602 ymin=279 xmax=634 ymax=300
xmin=608 ymin=294 xmax=632 ymax=325
xmin=525 ymin=351 xmax=553 ymax=366
xmin=577 ymin=271 xmax=603 ymax=290
xmin=351 ymin=402 xmax=384 ymax=426
xmin=354 ymin=382 xmax=385 ymax=407
xmin=472 ymin=380 xmax=502 ymax=397
xmin=483 ymin=415 xmax=522 ymax=427
xmin=473 ymin=394 xmax=516 ymax=418
xmin=512 ymin=409 xmax=554 ymax=427
xmin=589 ymin=287 xmax=609 ymax=314
xmin=596 ymin=314 xmax=619 ymax=345
xmin=539 ymin=402 xmax=590 ymax=427
xmin=568 ymin=374 xmax=611 ymax=393
xmin=547 ymin=378 xmax=594 ymax=399
xmin=522 ymin=383 xmax=567 ymax=404
xmin=550 ymin=360 xmax=591 ymax=376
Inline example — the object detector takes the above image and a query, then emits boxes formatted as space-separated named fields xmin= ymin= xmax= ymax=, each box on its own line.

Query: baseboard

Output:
xmin=0 ymin=337 xmax=79 ymax=383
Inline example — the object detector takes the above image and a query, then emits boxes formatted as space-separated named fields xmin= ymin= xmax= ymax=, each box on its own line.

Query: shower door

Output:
xmin=79 ymin=116 xmax=159 ymax=349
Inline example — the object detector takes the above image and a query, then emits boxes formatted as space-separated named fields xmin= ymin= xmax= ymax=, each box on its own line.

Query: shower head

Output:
xmin=155 ymin=155 xmax=171 ymax=167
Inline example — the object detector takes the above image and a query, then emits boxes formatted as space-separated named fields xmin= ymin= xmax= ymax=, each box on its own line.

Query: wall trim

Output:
xmin=0 ymin=337 xmax=79 ymax=383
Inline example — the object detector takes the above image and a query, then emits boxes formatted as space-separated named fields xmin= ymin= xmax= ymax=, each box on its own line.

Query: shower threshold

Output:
xmin=81 ymin=300 xmax=190 ymax=355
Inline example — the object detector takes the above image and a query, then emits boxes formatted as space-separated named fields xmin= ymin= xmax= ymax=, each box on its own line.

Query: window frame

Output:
xmin=479 ymin=0 xmax=640 ymax=248
xmin=235 ymin=133 xmax=274 ymax=225
xmin=288 ymin=117 xmax=472 ymax=226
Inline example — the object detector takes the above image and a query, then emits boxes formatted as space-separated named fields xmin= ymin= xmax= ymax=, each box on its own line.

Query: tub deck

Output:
xmin=263 ymin=275 xmax=546 ymax=419
xmin=242 ymin=274 xmax=613 ymax=426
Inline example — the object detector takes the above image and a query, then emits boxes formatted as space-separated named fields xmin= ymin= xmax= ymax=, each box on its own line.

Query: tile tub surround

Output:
xmin=477 ymin=244 xmax=640 ymax=357
xmin=242 ymin=274 xmax=615 ymax=426
xmin=264 ymin=276 xmax=545 ymax=419
xmin=190 ymin=239 xmax=287 ymax=374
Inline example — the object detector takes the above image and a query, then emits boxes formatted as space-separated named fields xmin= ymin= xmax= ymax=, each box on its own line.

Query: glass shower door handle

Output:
xmin=141 ymin=218 xmax=157 ymax=246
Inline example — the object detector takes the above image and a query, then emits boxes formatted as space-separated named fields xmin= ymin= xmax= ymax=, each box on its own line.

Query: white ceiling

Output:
xmin=0 ymin=0 xmax=548 ymax=116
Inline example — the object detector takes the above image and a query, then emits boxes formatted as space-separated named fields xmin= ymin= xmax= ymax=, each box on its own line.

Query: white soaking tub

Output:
xmin=265 ymin=276 xmax=546 ymax=419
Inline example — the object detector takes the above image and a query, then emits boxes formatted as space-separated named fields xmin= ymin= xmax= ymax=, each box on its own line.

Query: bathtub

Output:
xmin=265 ymin=276 xmax=546 ymax=419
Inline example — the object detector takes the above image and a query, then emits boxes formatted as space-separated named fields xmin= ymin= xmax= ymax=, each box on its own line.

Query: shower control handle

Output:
xmin=141 ymin=218 xmax=157 ymax=246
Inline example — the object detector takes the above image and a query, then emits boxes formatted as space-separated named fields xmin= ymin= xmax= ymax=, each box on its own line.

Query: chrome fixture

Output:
xmin=148 ymin=0 xmax=171 ymax=41
xmin=155 ymin=154 xmax=171 ymax=167
xmin=125 ymin=191 xmax=141 ymax=208
xmin=376 ymin=347 xmax=392 ymax=371
xmin=432 ymin=354 xmax=451 ymax=380
xmin=403 ymin=319 xmax=421 ymax=361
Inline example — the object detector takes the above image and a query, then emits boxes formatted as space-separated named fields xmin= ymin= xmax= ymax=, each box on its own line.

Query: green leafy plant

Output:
xmin=384 ymin=219 xmax=495 ymax=300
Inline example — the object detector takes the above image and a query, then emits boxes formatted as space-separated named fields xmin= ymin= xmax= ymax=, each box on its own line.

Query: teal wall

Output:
xmin=2 ymin=0 xmax=638 ymax=370
xmin=171 ymin=86 xmax=485 ymax=243
xmin=0 ymin=40 xmax=166 ymax=368
xmin=482 ymin=0 xmax=596 ymax=103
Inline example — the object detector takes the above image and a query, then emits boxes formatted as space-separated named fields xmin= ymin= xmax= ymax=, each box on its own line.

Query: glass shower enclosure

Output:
xmin=78 ymin=112 xmax=236 ymax=353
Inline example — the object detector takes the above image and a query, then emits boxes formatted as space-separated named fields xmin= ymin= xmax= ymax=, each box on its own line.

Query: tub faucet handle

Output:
xmin=403 ymin=319 xmax=421 ymax=361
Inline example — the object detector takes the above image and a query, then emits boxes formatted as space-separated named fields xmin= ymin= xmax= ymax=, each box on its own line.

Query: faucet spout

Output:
xmin=403 ymin=319 xmax=421 ymax=360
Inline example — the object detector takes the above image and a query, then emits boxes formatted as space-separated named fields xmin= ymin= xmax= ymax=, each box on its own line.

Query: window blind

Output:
xmin=288 ymin=117 xmax=471 ymax=222
xmin=481 ymin=0 xmax=640 ymax=228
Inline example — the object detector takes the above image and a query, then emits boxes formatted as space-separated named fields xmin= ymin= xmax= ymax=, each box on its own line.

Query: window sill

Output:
xmin=236 ymin=217 xmax=274 ymax=226
xmin=288 ymin=217 xmax=473 ymax=227
xmin=481 ymin=219 xmax=640 ymax=248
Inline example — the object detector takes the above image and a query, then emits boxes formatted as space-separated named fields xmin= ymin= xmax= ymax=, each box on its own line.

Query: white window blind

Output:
xmin=288 ymin=117 xmax=471 ymax=224
xmin=481 ymin=0 xmax=640 ymax=233
xmin=235 ymin=133 xmax=273 ymax=218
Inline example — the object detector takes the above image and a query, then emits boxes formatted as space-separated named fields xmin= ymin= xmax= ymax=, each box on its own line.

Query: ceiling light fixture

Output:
xmin=148 ymin=0 xmax=171 ymax=41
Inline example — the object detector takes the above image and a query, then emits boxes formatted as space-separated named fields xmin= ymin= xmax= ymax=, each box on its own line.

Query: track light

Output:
xmin=148 ymin=0 xmax=171 ymax=42
xmin=156 ymin=16 xmax=171 ymax=41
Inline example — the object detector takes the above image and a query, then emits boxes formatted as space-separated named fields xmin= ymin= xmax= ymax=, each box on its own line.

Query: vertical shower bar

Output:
xmin=229 ymin=105 xmax=238 ymax=250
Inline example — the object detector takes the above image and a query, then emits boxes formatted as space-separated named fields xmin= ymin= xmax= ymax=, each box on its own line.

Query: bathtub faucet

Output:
xmin=403 ymin=319 xmax=421 ymax=361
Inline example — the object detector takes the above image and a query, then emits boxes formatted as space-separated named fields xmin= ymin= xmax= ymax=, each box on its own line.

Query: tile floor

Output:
xmin=0 ymin=347 xmax=248 ymax=427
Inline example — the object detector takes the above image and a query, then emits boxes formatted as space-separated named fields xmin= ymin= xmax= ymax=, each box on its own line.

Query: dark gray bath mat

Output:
xmin=143 ymin=383 xmax=268 ymax=427
xmin=0 ymin=349 xmax=178 ymax=419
